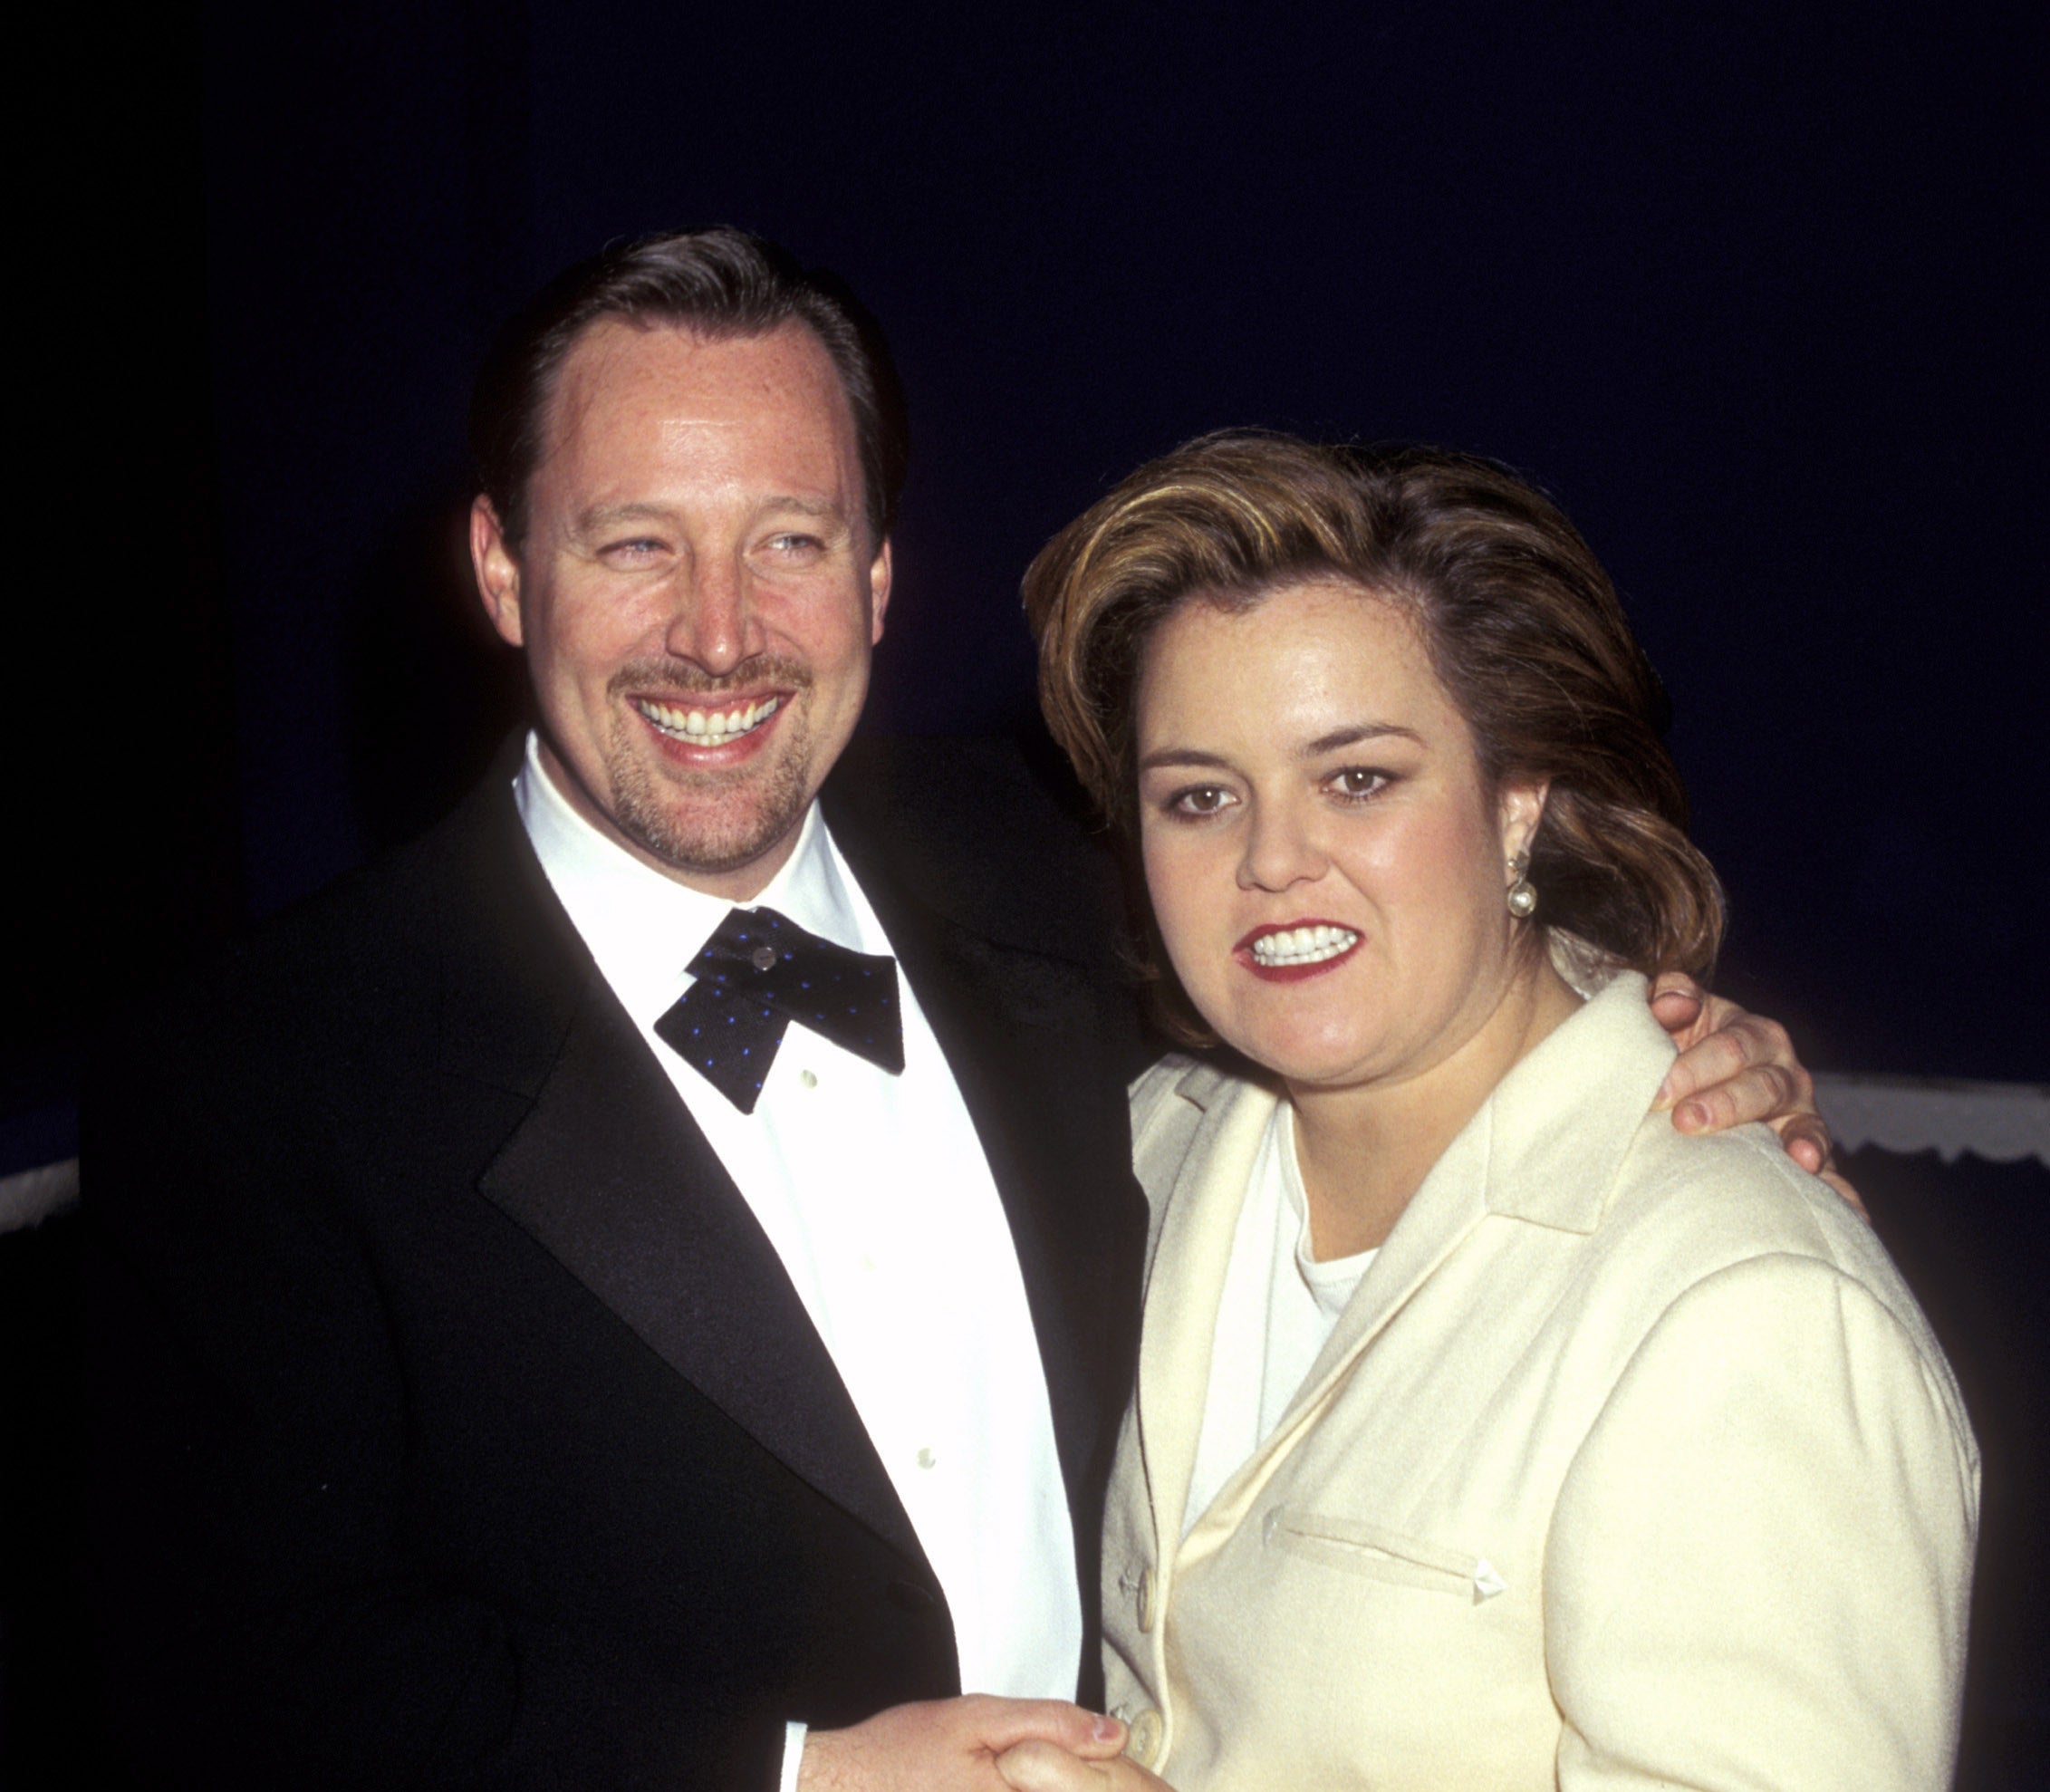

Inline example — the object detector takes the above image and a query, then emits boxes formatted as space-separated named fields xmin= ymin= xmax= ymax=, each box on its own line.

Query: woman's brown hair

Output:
xmin=1024 ymin=432 xmax=1723 ymax=1040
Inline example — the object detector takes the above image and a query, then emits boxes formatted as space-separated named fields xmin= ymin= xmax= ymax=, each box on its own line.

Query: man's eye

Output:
xmin=602 ymin=538 xmax=665 ymax=560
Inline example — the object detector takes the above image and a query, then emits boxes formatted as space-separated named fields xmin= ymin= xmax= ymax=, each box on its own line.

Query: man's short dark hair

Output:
xmin=470 ymin=226 xmax=909 ymax=551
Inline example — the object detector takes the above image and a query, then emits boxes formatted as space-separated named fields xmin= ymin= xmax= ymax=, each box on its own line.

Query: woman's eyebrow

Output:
xmin=1302 ymin=722 xmax=1422 ymax=756
xmin=1136 ymin=747 xmax=1235 ymax=774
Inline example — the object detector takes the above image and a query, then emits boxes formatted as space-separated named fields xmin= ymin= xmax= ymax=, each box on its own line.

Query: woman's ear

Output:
xmin=1497 ymin=778 xmax=1551 ymax=866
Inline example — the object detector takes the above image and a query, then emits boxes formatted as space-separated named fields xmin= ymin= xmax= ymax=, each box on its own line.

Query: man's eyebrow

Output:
xmin=762 ymin=495 xmax=845 ymax=522
xmin=572 ymin=501 xmax=674 ymax=537
xmin=1302 ymin=723 xmax=1422 ymax=756
xmin=571 ymin=496 xmax=851 ymax=536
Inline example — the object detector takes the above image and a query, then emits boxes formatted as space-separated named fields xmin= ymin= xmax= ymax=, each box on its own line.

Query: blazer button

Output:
xmin=1127 ymin=1708 xmax=1164 ymax=1768
xmin=1136 ymin=1565 xmax=1156 ymax=1633
xmin=888 ymin=1577 xmax=939 ymax=1613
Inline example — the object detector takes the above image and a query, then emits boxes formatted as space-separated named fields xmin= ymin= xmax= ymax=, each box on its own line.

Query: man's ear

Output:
xmin=867 ymin=536 xmax=893 ymax=646
xmin=470 ymin=496 xmax=525 ymax=648
xmin=1497 ymin=777 xmax=1551 ymax=866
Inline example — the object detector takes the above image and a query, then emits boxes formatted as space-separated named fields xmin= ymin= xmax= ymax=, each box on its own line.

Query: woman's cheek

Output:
xmin=1144 ymin=834 xmax=1228 ymax=997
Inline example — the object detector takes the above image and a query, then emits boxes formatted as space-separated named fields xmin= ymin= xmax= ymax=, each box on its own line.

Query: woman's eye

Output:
xmin=1329 ymin=767 xmax=1391 ymax=799
xmin=1169 ymin=785 xmax=1234 ymax=816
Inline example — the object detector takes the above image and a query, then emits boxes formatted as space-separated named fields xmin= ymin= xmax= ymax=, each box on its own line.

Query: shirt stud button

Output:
xmin=751 ymin=946 xmax=777 ymax=970
xmin=800 ymin=1068 xmax=818 ymax=1089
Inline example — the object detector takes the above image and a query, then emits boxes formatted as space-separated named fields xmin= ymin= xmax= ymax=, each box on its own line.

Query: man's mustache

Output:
xmin=607 ymin=654 xmax=813 ymax=698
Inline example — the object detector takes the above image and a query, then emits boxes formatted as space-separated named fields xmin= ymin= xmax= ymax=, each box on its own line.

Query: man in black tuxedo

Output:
xmin=92 ymin=228 xmax=1146 ymax=1789
xmin=88 ymin=228 xmax=1831 ymax=1790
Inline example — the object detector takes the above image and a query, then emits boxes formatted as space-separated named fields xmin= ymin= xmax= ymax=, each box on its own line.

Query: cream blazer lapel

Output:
xmin=1295 ymin=974 xmax=1672 ymax=1411
xmin=1169 ymin=1093 xmax=1498 ymax=1568
xmin=1131 ymin=1062 xmax=1275 ymax=1558
xmin=1157 ymin=977 xmax=1676 ymax=1567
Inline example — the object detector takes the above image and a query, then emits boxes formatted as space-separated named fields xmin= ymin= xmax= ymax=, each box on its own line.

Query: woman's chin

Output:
xmin=1219 ymin=1019 xmax=1393 ymax=1092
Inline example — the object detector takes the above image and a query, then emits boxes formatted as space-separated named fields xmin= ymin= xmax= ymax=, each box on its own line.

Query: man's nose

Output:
xmin=1237 ymin=799 xmax=1327 ymax=893
xmin=662 ymin=555 xmax=765 ymax=674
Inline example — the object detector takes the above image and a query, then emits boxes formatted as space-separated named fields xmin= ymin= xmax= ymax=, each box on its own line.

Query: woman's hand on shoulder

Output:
xmin=1645 ymin=973 xmax=1865 ymax=1215
xmin=996 ymin=1738 xmax=1174 ymax=1792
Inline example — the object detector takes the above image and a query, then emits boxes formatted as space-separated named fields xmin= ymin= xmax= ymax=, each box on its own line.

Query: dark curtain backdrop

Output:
xmin=13 ymin=3 xmax=2045 ymax=1113
xmin=4 ymin=3 xmax=2045 ymax=1779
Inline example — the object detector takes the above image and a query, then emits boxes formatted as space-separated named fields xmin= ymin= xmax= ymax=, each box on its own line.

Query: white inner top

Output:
xmin=1185 ymin=1101 xmax=1378 ymax=1537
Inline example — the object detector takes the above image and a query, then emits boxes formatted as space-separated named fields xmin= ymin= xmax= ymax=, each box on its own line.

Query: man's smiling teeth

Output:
xmin=634 ymin=696 xmax=781 ymax=743
xmin=1250 ymin=924 xmax=1360 ymax=968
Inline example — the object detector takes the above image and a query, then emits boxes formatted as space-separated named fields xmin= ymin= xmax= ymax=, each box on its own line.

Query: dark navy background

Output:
xmin=14 ymin=2 xmax=2044 ymax=1108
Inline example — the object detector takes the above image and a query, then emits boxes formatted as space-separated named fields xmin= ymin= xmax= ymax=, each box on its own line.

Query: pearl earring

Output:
xmin=1506 ymin=851 xmax=1538 ymax=919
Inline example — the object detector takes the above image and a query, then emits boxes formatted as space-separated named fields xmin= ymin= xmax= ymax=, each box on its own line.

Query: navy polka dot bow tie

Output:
xmin=653 ymin=906 xmax=905 ymax=1113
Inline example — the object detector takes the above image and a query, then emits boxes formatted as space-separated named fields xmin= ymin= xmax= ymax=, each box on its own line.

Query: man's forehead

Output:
xmin=517 ymin=317 xmax=871 ymax=542
xmin=549 ymin=318 xmax=850 ymax=438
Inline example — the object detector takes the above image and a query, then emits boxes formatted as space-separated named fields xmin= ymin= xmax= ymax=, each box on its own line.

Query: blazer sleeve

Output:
xmin=1545 ymin=1252 xmax=1979 ymax=1791
xmin=86 ymin=1022 xmax=789 ymax=1792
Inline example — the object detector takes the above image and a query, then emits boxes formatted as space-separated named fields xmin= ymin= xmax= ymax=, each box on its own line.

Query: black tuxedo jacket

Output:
xmin=87 ymin=737 xmax=1150 ymax=1789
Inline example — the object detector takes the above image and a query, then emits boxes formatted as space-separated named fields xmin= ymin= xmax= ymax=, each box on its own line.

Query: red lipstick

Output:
xmin=1234 ymin=919 xmax=1362 ymax=983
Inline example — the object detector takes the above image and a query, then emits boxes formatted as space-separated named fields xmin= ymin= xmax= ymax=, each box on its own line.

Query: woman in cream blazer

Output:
xmin=1007 ymin=435 xmax=1978 ymax=1790
xmin=1102 ymin=968 xmax=1975 ymax=1787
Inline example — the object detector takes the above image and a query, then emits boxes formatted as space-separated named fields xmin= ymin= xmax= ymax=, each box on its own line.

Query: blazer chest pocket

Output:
xmin=1263 ymin=1508 xmax=1506 ymax=1605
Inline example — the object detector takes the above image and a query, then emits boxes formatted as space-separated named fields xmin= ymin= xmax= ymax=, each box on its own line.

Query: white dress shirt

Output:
xmin=514 ymin=738 xmax=1081 ymax=1786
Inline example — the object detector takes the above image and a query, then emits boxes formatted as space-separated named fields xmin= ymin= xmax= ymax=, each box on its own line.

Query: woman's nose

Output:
xmin=1237 ymin=801 xmax=1327 ymax=892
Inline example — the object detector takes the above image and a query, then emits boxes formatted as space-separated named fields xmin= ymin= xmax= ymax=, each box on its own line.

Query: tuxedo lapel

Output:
xmin=443 ymin=775 xmax=925 ymax=1566
xmin=476 ymin=985 xmax=924 ymax=1563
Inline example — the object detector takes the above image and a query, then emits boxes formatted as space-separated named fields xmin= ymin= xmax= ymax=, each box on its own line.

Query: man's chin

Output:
xmin=610 ymin=791 xmax=812 ymax=894
xmin=592 ymin=707 xmax=828 ymax=894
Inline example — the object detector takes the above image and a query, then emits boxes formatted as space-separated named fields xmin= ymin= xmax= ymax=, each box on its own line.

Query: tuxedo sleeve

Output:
xmin=85 ymin=1005 xmax=788 ymax=1792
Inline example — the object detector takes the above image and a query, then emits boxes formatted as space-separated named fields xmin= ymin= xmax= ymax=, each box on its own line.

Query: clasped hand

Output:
xmin=797 ymin=1696 xmax=1130 ymax=1790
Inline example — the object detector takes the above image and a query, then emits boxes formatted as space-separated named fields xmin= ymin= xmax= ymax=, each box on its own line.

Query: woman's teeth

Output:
xmin=1250 ymin=924 xmax=1360 ymax=968
xmin=635 ymin=696 xmax=781 ymax=743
